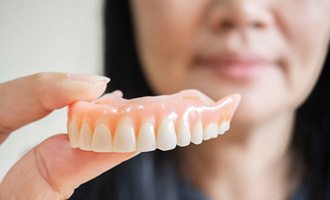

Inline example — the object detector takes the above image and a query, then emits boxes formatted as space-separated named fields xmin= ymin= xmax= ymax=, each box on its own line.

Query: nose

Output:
xmin=208 ymin=0 xmax=273 ymax=32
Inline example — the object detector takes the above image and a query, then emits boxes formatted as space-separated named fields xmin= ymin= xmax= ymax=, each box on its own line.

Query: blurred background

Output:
xmin=0 ymin=0 xmax=104 ymax=180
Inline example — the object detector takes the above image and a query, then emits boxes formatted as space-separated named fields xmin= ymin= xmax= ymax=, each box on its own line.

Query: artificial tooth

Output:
xmin=224 ymin=121 xmax=230 ymax=131
xmin=157 ymin=117 xmax=177 ymax=151
xmin=191 ymin=121 xmax=203 ymax=144
xmin=137 ymin=121 xmax=156 ymax=152
xmin=211 ymin=123 xmax=220 ymax=138
xmin=218 ymin=122 xmax=225 ymax=135
xmin=92 ymin=123 xmax=112 ymax=152
xmin=219 ymin=121 xmax=231 ymax=135
xmin=203 ymin=123 xmax=218 ymax=140
xmin=177 ymin=121 xmax=191 ymax=147
xmin=113 ymin=118 xmax=136 ymax=152
xmin=79 ymin=123 xmax=93 ymax=151
xmin=68 ymin=120 xmax=79 ymax=148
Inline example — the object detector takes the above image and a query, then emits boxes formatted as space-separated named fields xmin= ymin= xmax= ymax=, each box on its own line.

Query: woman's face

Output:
xmin=130 ymin=0 xmax=330 ymax=126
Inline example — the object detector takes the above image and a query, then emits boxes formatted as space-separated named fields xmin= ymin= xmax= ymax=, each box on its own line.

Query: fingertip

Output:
xmin=64 ymin=73 xmax=110 ymax=101
xmin=66 ymin=73 xmax=110 ymax=83
xmin=35 ymin=72 xmax=110 ymax=110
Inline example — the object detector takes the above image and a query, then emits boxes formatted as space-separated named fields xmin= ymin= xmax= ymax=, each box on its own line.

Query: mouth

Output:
xmin=194 ymin=52 xmax=277 ymax=81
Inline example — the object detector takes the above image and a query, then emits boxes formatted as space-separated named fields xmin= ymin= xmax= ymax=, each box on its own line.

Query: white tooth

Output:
xmin=211 ymin=123 xmax=220 ymax=138
xmin=177 ymin=121 xmax=191 ymax=147
xmin=92 ymin=123 xmax=112 ymax=152
xmin=79 ymin=123 xmax=93 ymax=151
xmin=157 ymin=117 xmax=177 ymax=151
xmin=191 ymin=121 xmax=203 ymax=144
xmin=223 ymin=121 xmax=230 ymax=132
xmin=137 ymin=121 xmax=156 ymax=152
xmin=218 ymin=122 xmax=225 ymax=135
xmin=203 ymin=123 xmax=218 ymax=140
xmin=68 ymin=120 xmax=79 ymax=148
xmin=113 ymin=118 xmax=136 ymax=152
xmin=219 ymin=121 xmax=231 ymax=135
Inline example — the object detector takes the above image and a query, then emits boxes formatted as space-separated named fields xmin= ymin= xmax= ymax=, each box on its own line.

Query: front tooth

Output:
xmin=203 ymin=123 xmax=218 ymax=140
xmin=157 ymin=117 xmax=177 ymax=151
xmin=177 ymin=121 xmax=191 ymax=147
xmin=79 ymin=123 xmax=93 ymax=151
xmin=92 ymin=123 xmax=112 ymax=152
xmin=68 ymin=120 xmax=79 ymax=148
xmin=191 ymin=121 xmax=203 ymax=144
xmin=113 ymin=118 xmax=136 ymax=152
xmin=137 ymin=121 xmax=156 ymax=152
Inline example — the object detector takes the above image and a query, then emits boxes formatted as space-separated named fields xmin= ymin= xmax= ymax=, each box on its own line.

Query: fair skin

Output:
xmin=1 ymin=0 xmax=330 ymax=199
xmin=0 ymin=73 xmax=137 ymax=199
xmin=130 ymin=0 xmax=330 ymax=200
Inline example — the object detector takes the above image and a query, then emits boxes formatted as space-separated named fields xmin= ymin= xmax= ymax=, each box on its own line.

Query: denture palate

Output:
xmin=67 ymin=89 xmax=241 ymax=152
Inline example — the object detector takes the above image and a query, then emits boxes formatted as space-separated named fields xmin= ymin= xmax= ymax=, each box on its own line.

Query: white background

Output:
xmin=0 ymin=0 xmax=104 ymax=181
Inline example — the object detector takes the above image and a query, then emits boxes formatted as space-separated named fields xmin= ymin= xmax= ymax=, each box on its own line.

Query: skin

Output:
xmin=1 ymin=1 xmax=330 ymax=200
xmin=0 ymin=73 xmax=137 ymax=199
xmin=130 ymin=0 xmax=330 ymax=199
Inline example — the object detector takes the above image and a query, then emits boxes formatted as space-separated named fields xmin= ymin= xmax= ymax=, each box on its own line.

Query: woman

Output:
xmin=1 ymin=0 xmax=329 ymax=199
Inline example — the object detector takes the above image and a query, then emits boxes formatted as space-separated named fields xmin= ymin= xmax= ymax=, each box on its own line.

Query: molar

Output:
xmin=203 ymin=123 xmax=219 ymax=140
xmin=223 ymin=121 xmax=230 ymax=131
xmin=218 ymin=121 xmax=230 ymax=135
xmin=218 ymin=122 xmax=225 ymax=135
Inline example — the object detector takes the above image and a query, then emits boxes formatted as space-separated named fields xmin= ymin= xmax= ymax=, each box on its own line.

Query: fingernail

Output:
xmin=66 ymin=73 xmax=110 ymax=83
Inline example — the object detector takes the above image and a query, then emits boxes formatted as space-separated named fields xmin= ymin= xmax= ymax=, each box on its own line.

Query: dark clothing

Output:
xmin=70 ymin=152 xmax=311 ymax=200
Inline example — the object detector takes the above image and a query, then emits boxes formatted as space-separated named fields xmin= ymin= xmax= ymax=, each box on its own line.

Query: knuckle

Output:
xmin=33 ymin=72 xmax=52 ymax=83
xmin=32 ymin=72 xmax=63 ymax=111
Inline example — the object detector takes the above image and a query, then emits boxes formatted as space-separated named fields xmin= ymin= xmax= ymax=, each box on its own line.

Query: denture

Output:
xmin=67 ymin=89 xmax=240 ymax=152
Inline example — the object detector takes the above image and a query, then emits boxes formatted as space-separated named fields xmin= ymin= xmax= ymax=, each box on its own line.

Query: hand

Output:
xmin=0 ymin=72 xmax=137 ymax=199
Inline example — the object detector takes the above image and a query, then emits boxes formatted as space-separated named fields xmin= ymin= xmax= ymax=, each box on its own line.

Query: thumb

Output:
xmin=0 ymin=134 xmax=137 ymax=199
xmin=0 ymin=72 xmax=110 ymax=143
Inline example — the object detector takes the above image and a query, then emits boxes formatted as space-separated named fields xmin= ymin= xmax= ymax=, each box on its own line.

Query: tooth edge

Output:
xmin=191 ymin=121 xmax=203 ymax=144
xmin=203 ymin=123 xmax=218 ymax=140
xmin=137 ymin=121 xmax=156 ymax=152
xmin=68 ymin=120 xmax=79 ymax=148
xmin=113 ymin=119 xmax=136 ymax=152
xmin=79 ymin=123 xmax=93 ymax=151
xmin=157 ymin=118 xmax=177 ymax=151
xmin=92 ymin=123 xmax=113 ymax=152
xmin=177 ymin=121 xmax=191 ymax=147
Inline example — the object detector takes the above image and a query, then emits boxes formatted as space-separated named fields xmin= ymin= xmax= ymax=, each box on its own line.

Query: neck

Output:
xmin=179 ymin=112 xmax=298 ymax=200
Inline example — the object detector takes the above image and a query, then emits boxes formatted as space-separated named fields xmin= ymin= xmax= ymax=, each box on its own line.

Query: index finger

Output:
xmin=0 ymin=72 xmax=110 ymax=143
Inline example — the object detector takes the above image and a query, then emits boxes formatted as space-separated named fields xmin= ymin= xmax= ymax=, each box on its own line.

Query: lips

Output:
xmin=195 ymin=53 xmax=275 ymax=80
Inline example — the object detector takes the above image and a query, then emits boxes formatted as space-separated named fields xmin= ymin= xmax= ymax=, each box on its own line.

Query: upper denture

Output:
xmin=67 ymin=89 xmax=241 ymax=152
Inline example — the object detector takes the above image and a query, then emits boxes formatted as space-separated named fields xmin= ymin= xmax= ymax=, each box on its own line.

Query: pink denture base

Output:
xmin=68 ymin=90 xmax=241 ymax=136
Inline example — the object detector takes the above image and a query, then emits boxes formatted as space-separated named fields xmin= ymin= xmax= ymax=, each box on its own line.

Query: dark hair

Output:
xmin=104 ymin=0 xmax=152 ymax=98
xmin=71 ymin=1 xmax=330 ymax=199
xmin=292 ymin=49 xmax=330 ymax=198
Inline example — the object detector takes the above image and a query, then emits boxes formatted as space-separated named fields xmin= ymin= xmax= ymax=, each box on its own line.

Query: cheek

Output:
xmin=275 ymin=1 xmax=330 ymax=107
xmin=131 ymin=1 xmax=209 ymax=94
xmin=130 ymin=0 xmax=330 ymax=127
